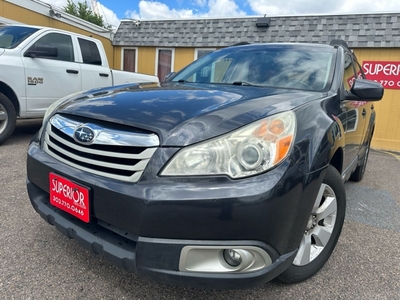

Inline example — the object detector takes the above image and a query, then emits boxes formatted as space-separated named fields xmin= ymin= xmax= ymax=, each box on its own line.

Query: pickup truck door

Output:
xmin=22 ymin=32 xmax=82 ymax=116
xmin=339 ymin=52 xmax=368 ymax=174
xmin=76 ymin=37 xmax=112 ymax=90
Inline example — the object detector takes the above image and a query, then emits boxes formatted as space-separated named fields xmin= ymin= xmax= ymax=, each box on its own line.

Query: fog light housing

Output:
xmin=179 ymin=245 xmax=272 ymax=273
xmin=223 ymin=249 xmax=242 ymax=267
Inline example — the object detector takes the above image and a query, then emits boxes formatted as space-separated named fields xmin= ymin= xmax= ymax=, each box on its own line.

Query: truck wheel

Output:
xmin=350 ymin=140 xmax=371 ymax=182
xmin=276 ymin=165 xmax=346 ymax=283
xmin=0 ymin=93 xmax=17 ymax=145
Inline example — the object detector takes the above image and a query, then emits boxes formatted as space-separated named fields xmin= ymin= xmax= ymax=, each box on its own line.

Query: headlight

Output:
xmin=161 ymin=111 xmax=296 ymax=178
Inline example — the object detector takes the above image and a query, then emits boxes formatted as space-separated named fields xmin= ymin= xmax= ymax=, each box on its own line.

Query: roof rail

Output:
xmin=329 ymin=39 xmax=350 ymax=50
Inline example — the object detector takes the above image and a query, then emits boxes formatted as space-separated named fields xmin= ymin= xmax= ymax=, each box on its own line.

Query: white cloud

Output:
xmin=247 ymin=0 xmax=400 ymax=15
xmin=131 ymin=1 xmax=195 ymax=19
xmin=338 ymin=0 xmax=400 ymax=13
xmin=96 ymin=3 xmax=120 ymax=28
xmin=206 ymin=0 xmax=246 ymax=17
xmin=247 ymin=0 xmax=345 ymax=15
xmin=194 ymin=0 xmax=207 ymax=7
xmin=126 ymin=0 xmax=245 ymax=20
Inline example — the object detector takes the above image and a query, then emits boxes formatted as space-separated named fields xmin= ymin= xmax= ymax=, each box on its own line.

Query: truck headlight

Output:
xmin=161 ymin=111 xmax=296 ymax=179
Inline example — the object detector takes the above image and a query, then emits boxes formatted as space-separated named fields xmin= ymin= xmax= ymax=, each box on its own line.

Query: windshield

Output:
xmin=172 ymin=45 xmax=336 ymax=91
xmin=0 ymin=26 xmax=39 ymax=49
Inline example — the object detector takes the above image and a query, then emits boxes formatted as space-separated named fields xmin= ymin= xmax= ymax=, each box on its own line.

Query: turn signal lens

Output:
xmin=275 ymin=135 xmax=293 ymax=164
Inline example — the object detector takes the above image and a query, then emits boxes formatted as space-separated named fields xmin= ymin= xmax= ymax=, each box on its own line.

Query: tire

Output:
xmin=350 ymin=140 xmax=371 ymax=182
xmin=277 ymin=165 xmax=346 ymax=284
xmin=0 ymin=92 xmax=17 ymax=145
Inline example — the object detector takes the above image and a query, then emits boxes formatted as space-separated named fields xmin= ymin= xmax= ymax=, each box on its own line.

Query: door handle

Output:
xmin=66 ymin=69 xmax=79 ymax=74
xmin=99 ymin=73 xmax=110 ymax=77
xmin=362 ymin=109 xmax=367 ymax=117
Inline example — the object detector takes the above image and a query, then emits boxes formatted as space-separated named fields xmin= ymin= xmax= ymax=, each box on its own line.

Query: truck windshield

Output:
xmin=171 ymin=45 xmax=336 ymax=92
xmin=0 ymin=26 xmax=39 ymax=49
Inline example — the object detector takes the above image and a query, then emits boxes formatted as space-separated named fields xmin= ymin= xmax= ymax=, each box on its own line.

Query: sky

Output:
xmin=47 ymin=0 xmax=400 ymax=28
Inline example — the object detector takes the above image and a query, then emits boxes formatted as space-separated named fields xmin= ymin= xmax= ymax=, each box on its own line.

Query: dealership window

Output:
xmin=156 ymin=48 xmax=174 ymax=81
xmin=122 ymin=48 xmax=137 ymax=72
xmin=195 ymin=48 xmax=216 ymax=60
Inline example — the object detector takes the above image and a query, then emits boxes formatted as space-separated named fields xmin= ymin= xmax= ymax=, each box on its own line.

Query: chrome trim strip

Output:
xmin=50 ymin=114 xmax=160 ymax=147
xmin=44 ymin=114 xmax=159 ymax=183
xmin=45 ymin=134 xmax=151 ymax=171
xmin=44 ymin=143 xmax=143 ymax=182
xmin=47 ymin=122 xmax=156 ymax=160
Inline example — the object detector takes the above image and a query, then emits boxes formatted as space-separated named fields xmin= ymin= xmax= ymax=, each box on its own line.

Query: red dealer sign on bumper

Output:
xmin=363 ymin=61 xmax=400 ymax=90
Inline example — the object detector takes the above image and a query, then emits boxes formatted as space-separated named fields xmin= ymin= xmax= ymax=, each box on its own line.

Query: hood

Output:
xmin=56 ymin=82 xmax=324 ymax=146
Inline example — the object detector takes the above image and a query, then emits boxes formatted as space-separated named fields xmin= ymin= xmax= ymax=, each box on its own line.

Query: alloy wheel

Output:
xmin=293 ymin=183 xmax=337 ymax=266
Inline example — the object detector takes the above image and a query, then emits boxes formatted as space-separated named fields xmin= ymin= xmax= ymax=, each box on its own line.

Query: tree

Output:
xmin=63 ymin=0 xmax=109 ymax=29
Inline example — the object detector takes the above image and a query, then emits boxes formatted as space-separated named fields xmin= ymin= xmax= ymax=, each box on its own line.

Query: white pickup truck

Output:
xmin=0 ymin=24 xmax=158 ymax=145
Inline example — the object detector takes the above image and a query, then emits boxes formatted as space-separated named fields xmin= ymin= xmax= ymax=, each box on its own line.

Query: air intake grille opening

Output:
xmin=43 ymin=114 xmax=159 ymax=182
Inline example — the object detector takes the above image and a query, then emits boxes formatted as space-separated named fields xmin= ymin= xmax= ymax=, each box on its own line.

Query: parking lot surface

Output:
xmin=1 ymin=119 xmax=399 ymax=299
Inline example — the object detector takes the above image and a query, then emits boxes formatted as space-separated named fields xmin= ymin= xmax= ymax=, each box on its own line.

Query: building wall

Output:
xmin=137 ymin=47 xmax=156 ymax=75
xmin=125 ymin=47 xmax=210 ymax=75
xmin=174 ymin=48 xmax=195 ymax=72
xmin=354 ymin=48 xmax=400 ymax=152
xmin=0 ymin=0 xmax=114 ymax=66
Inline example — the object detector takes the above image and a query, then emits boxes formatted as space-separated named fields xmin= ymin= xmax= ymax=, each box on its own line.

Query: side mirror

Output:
xmin=24 ymin=46 xmax=58 ymax=58
xmin=347 ymin=79 xmax=384 ymax=101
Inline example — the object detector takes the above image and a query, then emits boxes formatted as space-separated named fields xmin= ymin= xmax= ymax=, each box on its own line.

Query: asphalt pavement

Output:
xmin=0 ymin=119 xmax=399 ymax=299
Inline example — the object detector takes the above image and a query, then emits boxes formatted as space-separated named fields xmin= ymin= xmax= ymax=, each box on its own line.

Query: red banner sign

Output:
xmin=362 ymin=61 xmax=400 ymax=90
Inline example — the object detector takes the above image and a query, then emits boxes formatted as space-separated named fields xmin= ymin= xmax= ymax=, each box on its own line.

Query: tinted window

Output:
xmin=172 ymin=45 xmax=336 ymax=91
xmin=27 ymin=33 xmax=74 ymax=62
xmin=78 ymin=38 xmax=102 ymax=65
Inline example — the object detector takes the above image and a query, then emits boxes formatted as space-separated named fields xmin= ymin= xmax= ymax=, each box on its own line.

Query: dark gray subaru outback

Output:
xmin=27 ymin=40 xmax=383 ymax=289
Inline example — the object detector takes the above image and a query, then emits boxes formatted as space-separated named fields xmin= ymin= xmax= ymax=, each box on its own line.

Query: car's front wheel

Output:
xmin=0 ymin=93 xmax=17 ymax=145
xmin=277 ymin=165 xmax=346 ymax=283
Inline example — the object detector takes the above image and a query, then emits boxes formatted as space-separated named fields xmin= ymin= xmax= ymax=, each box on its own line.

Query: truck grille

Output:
xmin=43 ymin=114 xmax=159 ymax=182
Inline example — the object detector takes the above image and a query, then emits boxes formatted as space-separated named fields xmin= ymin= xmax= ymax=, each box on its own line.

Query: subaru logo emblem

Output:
xmin=73 ymin=125 xmax=95 ymax=145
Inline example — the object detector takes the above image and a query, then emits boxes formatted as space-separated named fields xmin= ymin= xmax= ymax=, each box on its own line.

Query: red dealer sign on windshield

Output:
xmin=362 ymin=61 xmax=400 ymax=90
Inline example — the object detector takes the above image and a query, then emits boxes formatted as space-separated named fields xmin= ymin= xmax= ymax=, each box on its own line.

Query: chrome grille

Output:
xmin=44 ymin=114 xmax=159 ymax=182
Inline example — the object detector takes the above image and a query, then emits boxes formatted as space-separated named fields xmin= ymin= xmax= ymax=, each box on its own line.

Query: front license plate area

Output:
xmin=49 ymin=173 xmax=90 ymax=223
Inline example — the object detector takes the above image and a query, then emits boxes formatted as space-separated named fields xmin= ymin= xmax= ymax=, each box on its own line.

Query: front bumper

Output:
xmin=28 ymin=180 xmax=296 ymax=289
xmin=27 ymin=139 xmax=324 ymax=289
